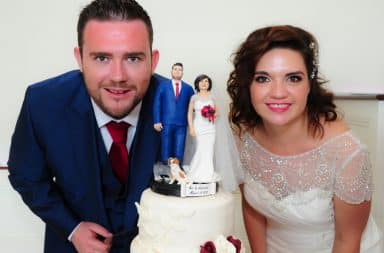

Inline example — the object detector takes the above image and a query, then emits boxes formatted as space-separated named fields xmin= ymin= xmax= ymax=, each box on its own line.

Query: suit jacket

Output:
xmin=8 ymin=70 xmax=161 ymax=253
xmin=153 ymin=79 xmax=194 ymax=126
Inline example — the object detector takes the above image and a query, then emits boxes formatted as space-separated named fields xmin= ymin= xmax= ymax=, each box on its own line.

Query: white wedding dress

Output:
xmin=236 ymin=131 xmax=383 ymax=253
xmin=187 ymin=94 xmax=216 ymax=182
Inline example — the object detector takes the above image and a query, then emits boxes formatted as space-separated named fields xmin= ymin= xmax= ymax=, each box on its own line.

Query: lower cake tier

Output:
xmin=131 ymin=188 xmax=235 ymax=253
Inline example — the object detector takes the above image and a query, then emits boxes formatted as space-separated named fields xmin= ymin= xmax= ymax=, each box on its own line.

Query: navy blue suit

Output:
xmin=8 ymin=70 xmax=161 ymax=253
xmin=153 ymin=79 xmax=194 ymax=164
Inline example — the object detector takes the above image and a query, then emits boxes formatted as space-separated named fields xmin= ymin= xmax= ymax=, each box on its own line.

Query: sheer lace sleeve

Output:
xmin=334 ymin=143 xmax=373 ymax=204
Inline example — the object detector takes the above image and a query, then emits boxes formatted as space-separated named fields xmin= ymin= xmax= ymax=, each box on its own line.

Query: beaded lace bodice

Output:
xmin=237 ymin=131 xmax=373 ymax=204
xmin=235 ymin=131 xmax=384 ymax=252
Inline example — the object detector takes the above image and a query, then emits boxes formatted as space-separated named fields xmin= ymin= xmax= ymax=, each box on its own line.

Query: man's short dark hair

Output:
xmin=77 ymin=0 xmax=153 ymax=53
xmin=172 ymin=62 xmax=183 ymax=69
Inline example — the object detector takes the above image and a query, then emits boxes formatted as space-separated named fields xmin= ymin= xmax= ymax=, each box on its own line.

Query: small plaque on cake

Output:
xmin=151 ymin=180 xmax=218 ymax=197
xmin=152 ymin=159 xmax=220 ymax=197
xmin=181 ymin=182 xmax=216 ymax=197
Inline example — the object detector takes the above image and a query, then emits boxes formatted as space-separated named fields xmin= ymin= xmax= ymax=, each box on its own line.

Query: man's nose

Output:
xmin=110 ymin=61 xmax=127 ymax=83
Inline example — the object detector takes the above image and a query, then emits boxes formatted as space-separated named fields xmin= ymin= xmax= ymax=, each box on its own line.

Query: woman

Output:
xmin=187 ymin=74 xmax=218 ymax=182
xmin=227 ymin=25 xmax=383 ymax=252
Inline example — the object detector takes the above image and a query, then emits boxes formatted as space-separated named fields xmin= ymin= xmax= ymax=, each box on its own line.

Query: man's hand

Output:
xmin=71 ymin=222 xmax=112 ymax=253
xmin=153 ymin=123 xmax=163 ymax=132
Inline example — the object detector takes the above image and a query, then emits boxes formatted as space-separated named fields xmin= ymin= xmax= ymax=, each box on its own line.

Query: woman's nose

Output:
xmin=270 ymin=81 xmax=288 ymax=98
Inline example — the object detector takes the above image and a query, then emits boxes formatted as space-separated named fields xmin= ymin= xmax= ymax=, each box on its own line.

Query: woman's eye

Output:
xmin=288 ymin=75 xmax=302 ymax=83
xmin=254 ymin=75 xmax=269 ymax=83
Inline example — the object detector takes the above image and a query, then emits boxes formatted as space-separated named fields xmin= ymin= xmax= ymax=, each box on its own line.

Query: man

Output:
xmin=8 ymin=0 xmax=161 ymax=252
xmin=153 ymin=63 xmax=194 ymax=165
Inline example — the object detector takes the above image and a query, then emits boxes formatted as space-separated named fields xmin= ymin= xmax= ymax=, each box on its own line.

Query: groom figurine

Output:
xmin=153 ymin=62 xmax=194 ymax=165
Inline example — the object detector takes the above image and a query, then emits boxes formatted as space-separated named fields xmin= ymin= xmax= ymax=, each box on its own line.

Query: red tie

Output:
xmin=106 ymin=121 xmax=130 ymax=184
xmin=175 ymin=82 xmax=180 ymax=99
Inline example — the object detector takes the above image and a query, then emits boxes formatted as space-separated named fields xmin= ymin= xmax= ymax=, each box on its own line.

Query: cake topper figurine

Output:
xmin=187 ymin=74 xmax=219 ymax=183
xmin=151 ymin=72 xmax=219 ymax=197
xmin=153 ymin=62 xmax=195 ymax=165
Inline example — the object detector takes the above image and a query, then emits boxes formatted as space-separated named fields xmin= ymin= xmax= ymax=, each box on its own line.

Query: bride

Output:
xmin=226 ymin=25 xmax=383 ymax=252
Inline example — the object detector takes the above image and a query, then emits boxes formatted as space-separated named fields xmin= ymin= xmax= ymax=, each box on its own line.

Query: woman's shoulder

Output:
xmin=322 ymin=119 xmax=350 ymax=141
xmin=190 ymin=94 xmax=199 ymax=101
xmin=321 ymin=119 xmax=367 ymax=153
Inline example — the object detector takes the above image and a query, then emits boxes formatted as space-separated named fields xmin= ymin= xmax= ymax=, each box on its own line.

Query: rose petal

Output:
xmin=227 ymin=235 xmax=242 ymax=253
xmin=200 ymin=241 xmax=216 ymax=253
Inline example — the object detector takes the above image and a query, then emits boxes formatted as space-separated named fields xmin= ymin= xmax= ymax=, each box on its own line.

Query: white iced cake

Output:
xmin=130 ymin=188 xmax=235 ymax=253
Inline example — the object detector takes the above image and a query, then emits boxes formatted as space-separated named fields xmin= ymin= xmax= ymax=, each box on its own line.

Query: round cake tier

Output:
xmin=131 ymin=188 xmax=235 ymax=253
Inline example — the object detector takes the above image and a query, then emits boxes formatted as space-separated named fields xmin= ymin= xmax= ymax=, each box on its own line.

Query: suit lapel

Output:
xmin=125 ymin=77 xmax=161 ymax=228
xmin=176 ymin=80 xmax=191 ymax=99
xmin=128 ymin=79 xmax=159 ymax=191
xmin=65 ymin=80 xmax=109 ymax=226
xmin=168 ymin=80 xmax=177 ymax=100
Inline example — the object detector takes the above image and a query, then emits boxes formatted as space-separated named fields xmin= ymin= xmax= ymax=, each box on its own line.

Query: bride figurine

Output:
xmin=187 ymin=74 xmax=218 ymax=183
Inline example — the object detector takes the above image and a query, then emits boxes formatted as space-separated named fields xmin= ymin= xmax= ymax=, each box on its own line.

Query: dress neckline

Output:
xmin=244 ymin=130 xmax=353 ymax=159
xmin=194 ymin=93 xmax=212 ymax=100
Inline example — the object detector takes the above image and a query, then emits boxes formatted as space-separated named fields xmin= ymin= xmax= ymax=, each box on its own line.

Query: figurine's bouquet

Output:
xmin=201 ymin=105 xmax=215 ymax=123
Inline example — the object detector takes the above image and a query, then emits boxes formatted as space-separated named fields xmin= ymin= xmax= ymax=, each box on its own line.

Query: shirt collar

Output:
xmin=172 ymin=79 xmax=182 ymax=85
xmin=91 ymin=99 xmax=142 ymax=128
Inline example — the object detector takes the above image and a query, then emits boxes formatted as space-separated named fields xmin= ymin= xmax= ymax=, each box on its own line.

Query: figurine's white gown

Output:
xmin=188 ymin=94 xmax=216 ymax=182
xmin=235 ymin=131 xmax=383 ymax=253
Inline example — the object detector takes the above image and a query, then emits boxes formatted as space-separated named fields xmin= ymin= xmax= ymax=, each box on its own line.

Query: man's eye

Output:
xmin=95 ymin=55 xmax=108 ymax=62
xmin=254 ymin=75 xmax=269 ymax=83
xmin=127 ymin=56 xmax=141 ymax=62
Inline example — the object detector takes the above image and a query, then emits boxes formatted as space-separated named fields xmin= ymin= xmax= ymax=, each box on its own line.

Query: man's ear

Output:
xmin=151 ymin=49 xmax=159 ymax=73
xmin=74 ymin=47 xmax=83 ymax=72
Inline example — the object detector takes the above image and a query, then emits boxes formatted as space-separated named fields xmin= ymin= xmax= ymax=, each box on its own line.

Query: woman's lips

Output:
xmin=266 ymin=103 xmax=290 ymax=113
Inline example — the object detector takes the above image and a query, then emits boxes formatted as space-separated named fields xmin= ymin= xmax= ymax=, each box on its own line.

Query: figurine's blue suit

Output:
xmin=153 ymin=78 xmax=194 ymax=164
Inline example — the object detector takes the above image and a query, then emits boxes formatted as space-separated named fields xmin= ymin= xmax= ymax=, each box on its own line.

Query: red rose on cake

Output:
xmin=200 ymin=235 xmax=244 ymax=253
xmin=226 ymin=236 xmax=242 ymax=253
xmin=200 ymin=241 xmax=216 ymax=253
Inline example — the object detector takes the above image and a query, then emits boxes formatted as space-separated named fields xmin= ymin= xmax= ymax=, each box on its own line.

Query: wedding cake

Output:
xmin=131 ymin=88 xmax=243 ymax=252
xmin=130 ymin=188 xmax=241 ymax=253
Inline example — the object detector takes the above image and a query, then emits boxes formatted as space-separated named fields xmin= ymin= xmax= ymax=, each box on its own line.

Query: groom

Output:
xmin=8 ymin=1 xmax=161 ymax=252
xmin=153 ymin=62 xmax=194 ymax=165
